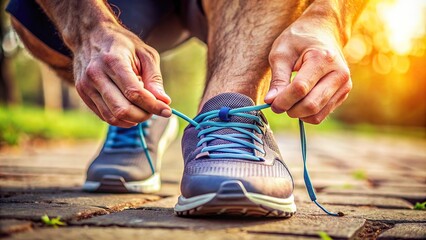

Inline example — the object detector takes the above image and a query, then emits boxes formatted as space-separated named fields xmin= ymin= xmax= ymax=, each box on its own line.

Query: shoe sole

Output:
xmin=82 ymin=173 xmax=161 ymax=193
xmin=174 ymin=180 xmax=296 ymax=218
xmin=82 ymin=115 xmax=179 ymax=193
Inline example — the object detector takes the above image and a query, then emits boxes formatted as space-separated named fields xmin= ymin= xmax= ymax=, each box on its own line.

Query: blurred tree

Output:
xmin=0 ymin=0 xmax=18 ymax=104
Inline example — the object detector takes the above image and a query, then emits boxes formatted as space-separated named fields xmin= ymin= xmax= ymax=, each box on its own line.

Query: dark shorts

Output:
xmin=6 ymin=0 xmax=208 ymax=57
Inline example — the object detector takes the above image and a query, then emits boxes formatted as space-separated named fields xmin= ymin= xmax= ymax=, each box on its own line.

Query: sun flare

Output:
xmin=377 ymin=0 xmax=426 ymax=55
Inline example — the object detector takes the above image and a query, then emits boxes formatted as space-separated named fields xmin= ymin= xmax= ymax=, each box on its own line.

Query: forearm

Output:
xmin=36 ymin=0 xmax=120 ymax=51
xmin=301 ymin=0 xmax=368 ymax=46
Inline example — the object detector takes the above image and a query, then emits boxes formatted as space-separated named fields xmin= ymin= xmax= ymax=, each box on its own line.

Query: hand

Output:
xmin=265 ymin=17 xmax=352 ymax=124
xmin=73 ymin=23 xmax=171 ymax=127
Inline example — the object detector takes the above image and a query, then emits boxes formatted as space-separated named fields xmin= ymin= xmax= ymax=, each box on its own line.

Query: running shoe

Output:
xmin=83 ymin=115 xmax=179 ymax=193
xmin=174 ymin=93 xmax=296 ymax=217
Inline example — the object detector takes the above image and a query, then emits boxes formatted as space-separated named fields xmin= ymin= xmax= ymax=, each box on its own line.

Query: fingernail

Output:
xmin=265 ymin=88 xmax=278 ymax=101
xmin=160 ymin=108 xmax=172 ymax=118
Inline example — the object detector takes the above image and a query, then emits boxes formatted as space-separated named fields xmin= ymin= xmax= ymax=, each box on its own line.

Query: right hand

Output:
xmin=73 ymin=23 xmax=171 ymax=128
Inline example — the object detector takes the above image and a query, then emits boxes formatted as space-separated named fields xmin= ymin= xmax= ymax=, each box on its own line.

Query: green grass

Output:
xmin=0 ymin=106 xmax=106 ymax=146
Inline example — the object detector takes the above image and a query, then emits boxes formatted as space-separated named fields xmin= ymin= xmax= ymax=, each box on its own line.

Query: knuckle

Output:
xmin=124 ymin=88 xmax=142 ymax=102
xmin=342 ymin=81 xmax=353 ymax=94
xmin=306 ymin=48 xmax=335 ymax=63
xmin=149 ymin=74 xmax=163 ymax=85
xmin=75 ymin=81 xmax=84 ymax=93
xmin=269 ymin=50 xmax=286 ymax=64
xmin=114 ymin=106 xmax=131 ymax=119
xmin=304 ymin=100 xmax=320 ymax=114
xmin=292 ymin=81 xmax=309 ymax=97
xmin=102 ymin=53 xmax=122 ymax=69
xmin=106 ymin=116 xmax=121 ymax=126
xmin=307 ymin=116 xmax=323 ymax=125
xmin=286 ymin=111 xmax=297 ymax=118
xmin=271 ymin=104 xmax=286 ymax=114
xmin=337 ymin=67 xmax=351 ymax=83
xmin=145 ymin=46 xmax=160 ymax=62
xmin=75 ymin=80 xmax=91 ymax=95
xmin=85 ymin=63 xmax=100 ymax=80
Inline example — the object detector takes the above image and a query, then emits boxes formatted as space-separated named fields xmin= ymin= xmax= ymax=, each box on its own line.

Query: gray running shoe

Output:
xmin=175 ymin=93 xmax=296 ymax=217
xmin=83 ymin=115 xmax=178 ymax=193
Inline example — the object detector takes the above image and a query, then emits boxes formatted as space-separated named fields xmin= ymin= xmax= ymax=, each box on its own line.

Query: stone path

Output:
xmin=0 ymin=133 xmax=425 ymax=239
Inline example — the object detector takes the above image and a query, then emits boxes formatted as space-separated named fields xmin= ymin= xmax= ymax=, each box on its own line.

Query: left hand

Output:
xmin=264 ymin=17 xmax=352 ymax=124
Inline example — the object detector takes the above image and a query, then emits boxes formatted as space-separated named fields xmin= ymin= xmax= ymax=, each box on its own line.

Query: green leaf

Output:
xmin=41 ymin=214 xmax=50 ymax=224
xmin=40 ymin=215 xmax=66 ymax=227
xmin=414 ymin=202 xmax=426 ymax=210
xmin=318 ymin=231 xmax=333 ymax=240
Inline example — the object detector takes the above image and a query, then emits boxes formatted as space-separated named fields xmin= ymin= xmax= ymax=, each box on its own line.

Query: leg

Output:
xmin=11 ymin=17 xmax=74 ymax=83
xmin=175 ymin=0 xmax=316 ymax=217
xmin=200 ymin=0 xmax=312 ymax=108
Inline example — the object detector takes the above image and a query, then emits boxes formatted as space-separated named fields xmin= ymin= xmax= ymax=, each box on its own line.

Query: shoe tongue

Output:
xmin=200 ymin=92 xmax=255 ymax=114
xmin=197 ymin=92 xmax=258 ymax=157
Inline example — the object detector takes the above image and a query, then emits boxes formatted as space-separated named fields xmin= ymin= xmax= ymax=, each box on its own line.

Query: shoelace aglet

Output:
xmin=313 ymin=200 xmax=344 ymax=217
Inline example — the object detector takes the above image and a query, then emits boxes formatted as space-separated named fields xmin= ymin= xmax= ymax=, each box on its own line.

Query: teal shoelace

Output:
xmin=105 ymin=121 xmax=155 ymax=174
xmin=172 ymin=104 xmax=343 ymax=217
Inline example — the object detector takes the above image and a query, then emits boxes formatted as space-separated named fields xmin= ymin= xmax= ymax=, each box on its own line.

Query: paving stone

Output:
xmin=378 ymin=223 xmax=426 ymax=239
xmin=141 ymin=196 xmax=178 ymax=208
xmin=322 ymin=189 xmax=426 ymax=204
xmin=0 ymin=220 xmax=32 ymax=236
xmin=297 ymin=202 xmax=426 ymax=223
xmin=0 ymin=203 xmax=108 ymax=221
xmin=304 ymin=194 xmax=414 ymax=209
xmin=242 ymin=216 xmax=365 ymax=239
xmin=3 ymin=227 xmax=314 ymax=240
xmin=1 ymin=192 xmax=160 ymax=212
xmin=0 ymin=174 xmax=85 ymax=189
xmin=73 ymin=207 xmax=277 ymax=230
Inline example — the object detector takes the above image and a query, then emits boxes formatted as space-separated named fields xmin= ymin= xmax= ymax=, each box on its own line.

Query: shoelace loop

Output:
xmin=105 ymin=121 xmax=149 ymax=149
xmin=172 ymin=104 xmax=343 ymax=217
xmin=191 ymin=105 xmax=267 ymax=161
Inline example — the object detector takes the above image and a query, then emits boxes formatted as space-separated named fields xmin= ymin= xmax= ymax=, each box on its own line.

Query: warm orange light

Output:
xmin=377 ymin=0 xmax=426 ymax=55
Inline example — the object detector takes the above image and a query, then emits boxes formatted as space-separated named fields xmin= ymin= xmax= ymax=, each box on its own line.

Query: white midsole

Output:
xmin=175 ymin=192 xmax=296 ymax=213
xmin=83 ymin=173 xmax=161 ymax=193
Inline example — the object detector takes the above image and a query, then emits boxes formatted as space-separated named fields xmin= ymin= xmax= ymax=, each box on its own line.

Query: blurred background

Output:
xmin=0 ymin=0 xmax=425 ymax=147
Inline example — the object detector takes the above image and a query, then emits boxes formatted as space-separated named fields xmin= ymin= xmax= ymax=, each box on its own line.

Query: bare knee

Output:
xmin=11 ymin=17 xmax=74 ymax=84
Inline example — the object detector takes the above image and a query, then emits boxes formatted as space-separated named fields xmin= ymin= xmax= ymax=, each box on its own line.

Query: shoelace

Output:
xmin=172 ymin=104 xmax=343 ymax=217
xmin=104 ymin=121 xmax=155 ymax=174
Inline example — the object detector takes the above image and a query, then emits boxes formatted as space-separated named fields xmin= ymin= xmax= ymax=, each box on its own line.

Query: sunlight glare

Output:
xmin=377 ymin=0 xmax=426 ymax=55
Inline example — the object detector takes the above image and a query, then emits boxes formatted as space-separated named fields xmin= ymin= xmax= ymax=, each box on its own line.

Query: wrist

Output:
xmin=301 ymin=0 xmax=351 ymax=47
xmin=62 ymin=10 xmax=119 ymax=51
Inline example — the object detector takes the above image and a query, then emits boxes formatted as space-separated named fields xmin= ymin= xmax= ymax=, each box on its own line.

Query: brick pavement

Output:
xmin=0 ymin=133 xmax=425 ymax=239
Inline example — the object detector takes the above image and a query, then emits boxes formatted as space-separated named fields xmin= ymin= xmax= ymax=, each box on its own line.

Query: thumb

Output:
xmin=143 ymin=71 xmax=171 ymax=105
xmin=138 ymin=50 xmax=172 ymax=105
xmin=265 ymin=55 xmax=293 ymax=104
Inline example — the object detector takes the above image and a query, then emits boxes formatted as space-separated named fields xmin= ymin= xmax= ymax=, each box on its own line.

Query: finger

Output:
xmin=286 ymin=70 xmax=346 ymax=118
xmin=90 ymin=91 xmax=138 ymax=128
xmin=91 ymin=69 xmax=152 ymax=123
xmin=98 ymin=53 xmax=171 ymax=117
xmin=76 ymin=84 xmax=103 ymax=120
xmin=265 ymin=47 xmax=295 ymax=103
xmin=136 ymin=47 xmax=172 ymax=105
xmin=270 ymin=48 xmax=336 ymax=113
xmin=300 ymin=80 xmax=352 ymax=124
